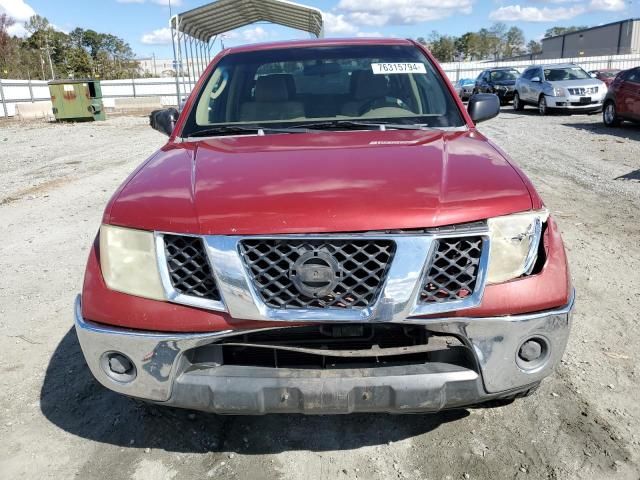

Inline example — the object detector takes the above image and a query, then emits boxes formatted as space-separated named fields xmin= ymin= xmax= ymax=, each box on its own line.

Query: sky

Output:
xmin=1 ymin=0 xmax=638 ymax=59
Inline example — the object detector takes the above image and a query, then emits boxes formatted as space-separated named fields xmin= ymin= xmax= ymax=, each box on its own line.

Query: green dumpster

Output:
xmin=48 ymin=79 xmax=106 ymax=121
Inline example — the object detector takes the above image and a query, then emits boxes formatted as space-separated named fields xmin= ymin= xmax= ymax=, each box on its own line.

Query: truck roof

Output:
xmin=222 ymin=37 xmax=415 ymax=55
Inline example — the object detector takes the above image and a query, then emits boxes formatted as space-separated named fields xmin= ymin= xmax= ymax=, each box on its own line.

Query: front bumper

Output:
xmin=494 ymin=88 xmax=515 ymax=101
xmin=546 ymin=95 xmax=604 ymax=111
xmin=74 ymin=292 xmax=574 ymax=414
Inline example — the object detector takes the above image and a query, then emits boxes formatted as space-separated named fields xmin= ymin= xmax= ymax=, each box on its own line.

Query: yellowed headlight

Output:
xmin=487 ymin=209 xmax=549 ymax=284
xmin=99 ymin=224 xmax=165 ymax=300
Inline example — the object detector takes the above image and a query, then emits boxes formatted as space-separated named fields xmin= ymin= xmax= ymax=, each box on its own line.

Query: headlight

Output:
xmin=99 ymin=224 xmax=165 ymax=300
xmin=486 ymin=209 xmax=549 ymax=284
xmin=551 ymin=87 xmax=564 ymax=97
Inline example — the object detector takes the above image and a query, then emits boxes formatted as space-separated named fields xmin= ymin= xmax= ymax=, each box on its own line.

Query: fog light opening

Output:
xmin=101 ymin=351 xmax=137 ymax=383
xmin=517 ymin=337 xmax=550 ymax=371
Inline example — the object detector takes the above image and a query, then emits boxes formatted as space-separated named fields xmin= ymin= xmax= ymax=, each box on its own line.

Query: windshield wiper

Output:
xmin=295 ymin=120 xmax=429 ymax=131
xmin=188 ymin=120 xmax=430 ymax=138
xmin=188 ymin=125 xmax=309 ymax=137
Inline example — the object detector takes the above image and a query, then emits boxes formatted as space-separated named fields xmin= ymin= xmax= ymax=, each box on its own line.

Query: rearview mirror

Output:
xmin=149 ymin=108 xmax=178 ymax=136
xmin=531 ymin=76 xmax=541 ymax=83
xmin=468 ymin=93 xmax=500 ymax=123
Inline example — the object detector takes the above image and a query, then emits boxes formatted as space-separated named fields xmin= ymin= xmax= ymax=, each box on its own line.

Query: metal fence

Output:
xmin=0 ymin=77 xmax=197 ymax=118
xmin=440 ymin=53 xmax=640 ymax=82
xmin=2 ymin=53 xmax=639 ymax=118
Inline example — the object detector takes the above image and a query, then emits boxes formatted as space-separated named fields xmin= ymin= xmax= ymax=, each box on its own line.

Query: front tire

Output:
xmin=603 ymin=101 xmax=620 ymax=127
xmin=513 ymin=92 xmax=524 ymax=111
xmin=538 ymin=95 xmax=548 ymax=116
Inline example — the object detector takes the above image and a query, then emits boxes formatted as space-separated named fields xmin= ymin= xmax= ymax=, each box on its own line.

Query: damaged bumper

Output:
xmin=74 ymin=292 xmax=574 ymax=414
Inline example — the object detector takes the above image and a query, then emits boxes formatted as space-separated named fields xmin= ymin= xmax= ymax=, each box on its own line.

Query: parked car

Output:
xmin=474 ymin=67 xmax=520 ymax=105
xmin=455 ymin=78 xmax=475 ymax=101
xmin=589 ymin=69 xmax=621 ymax=87
xmin=75 ymin=38 xmax=573 ymax=415
xmin=514 ymin=63 xmax=607 ymax=115
xmin=603 ymin=66 xmax=640 ymax=127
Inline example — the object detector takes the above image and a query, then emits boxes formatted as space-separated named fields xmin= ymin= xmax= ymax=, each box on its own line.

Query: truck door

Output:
xmin=618 ymin=68 xmax=640 ymax=120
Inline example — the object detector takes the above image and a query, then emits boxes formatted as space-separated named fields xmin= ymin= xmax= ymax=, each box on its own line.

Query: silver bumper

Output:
xmin=547 ymin=95 xmax=604 ymax=109
xmin=74 ymin=292 xmax=574 ymax=414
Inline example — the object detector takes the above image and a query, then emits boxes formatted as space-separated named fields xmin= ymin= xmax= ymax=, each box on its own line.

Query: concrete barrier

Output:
xmin=114 ymin=96 xmax=163 ymax=111
xmin=15 ymin=101 xmax=54 ymax=120
xmin=1 ymin=102 xmax=16 ymax=117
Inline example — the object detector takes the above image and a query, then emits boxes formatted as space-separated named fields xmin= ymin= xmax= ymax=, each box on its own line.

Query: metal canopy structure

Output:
xmin=170 ymin=0 xmax=324 ymax=104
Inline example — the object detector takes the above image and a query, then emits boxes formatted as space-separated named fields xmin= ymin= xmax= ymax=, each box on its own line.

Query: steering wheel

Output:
xmin=358 ymin=97 xmax=408 ymax=116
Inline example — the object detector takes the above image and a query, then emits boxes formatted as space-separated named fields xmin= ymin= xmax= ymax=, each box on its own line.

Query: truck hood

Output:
xmin=107 ymin=129 xmax=533 ymax=235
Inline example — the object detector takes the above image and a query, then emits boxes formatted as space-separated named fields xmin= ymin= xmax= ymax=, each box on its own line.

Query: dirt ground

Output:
xmin=0 ymin=109 xmax=639 ymax=480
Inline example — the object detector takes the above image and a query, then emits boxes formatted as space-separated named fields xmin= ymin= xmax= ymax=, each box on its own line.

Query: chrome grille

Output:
xmin=568 ymin=86 xmax=598 ymax=95
xmin=163 ymin=235 xmax=221 ymax=301
xmin=238 ymin=239 xmax=396 ymax=309
xmin=420 ymin=237 xmax=484 ymax=303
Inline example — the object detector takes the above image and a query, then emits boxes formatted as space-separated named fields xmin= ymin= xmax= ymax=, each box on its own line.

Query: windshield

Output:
xmin=544 ymin=66 xmax=591 ymax=81
xmin=490 ymin=70 xmax=519 ymax=81
xmin=600 ymin=70 xmax=620 ymax=78
xmin=184 ymin=44 xmax=464 ymax=136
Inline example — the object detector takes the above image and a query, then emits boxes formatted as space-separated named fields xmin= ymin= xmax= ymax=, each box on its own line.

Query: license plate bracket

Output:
xmin=579 ymin=97 xmax=591 ymax=104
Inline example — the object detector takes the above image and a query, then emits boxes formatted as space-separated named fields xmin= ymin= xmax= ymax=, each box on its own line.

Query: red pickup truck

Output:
xmin=75 ymin=38 xmax=573 ymax=414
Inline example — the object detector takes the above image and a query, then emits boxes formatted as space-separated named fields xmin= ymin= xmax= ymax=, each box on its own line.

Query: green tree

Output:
xmin=5 ymin=16 xmax=140 ymax=80
xmin=503 ymin=26 xmax=525 ymax=58
xmin=0 ymin=14 xmax=16 ymax=76
xmin=428 ymin=31 xmax=457 ymax=62
xmin=544 ymin=26 xmax=588 ymax=38
xmin=65 ymin=46 xmax=93 ymax=77
xmin=488 ymin=23 xmax=507 ymax=59
xmin=475 ymin=28 xmax=494 ymax=59
xmin=455 ymin=32 xmax=480 ymax=60
xmin=527 ymin=40 xmax=542 ymax=54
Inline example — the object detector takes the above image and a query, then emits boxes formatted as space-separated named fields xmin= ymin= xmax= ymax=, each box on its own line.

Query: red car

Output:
xmin=603 ymin=67 xmax=640 ymax=127
xmin=589 ymin=69 xmax=621 ymax=87
xmin=76 ymin=38 xmax=573 ymax=414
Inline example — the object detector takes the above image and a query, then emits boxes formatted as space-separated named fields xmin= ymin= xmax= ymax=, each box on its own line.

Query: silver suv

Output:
xmin=514 ymin=63 xmax=606 ymax=115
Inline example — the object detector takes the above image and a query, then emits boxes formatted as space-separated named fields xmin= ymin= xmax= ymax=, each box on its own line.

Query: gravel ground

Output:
xmin=0 ymin=110 xmax=639 ymax=480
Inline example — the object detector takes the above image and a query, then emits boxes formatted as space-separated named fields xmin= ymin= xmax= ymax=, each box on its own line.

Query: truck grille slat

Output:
xmin=420 ymin=237 xmax=483 ymax=303
xmin=163 ymin=235 xmax=221 ymax=301
xmin=238 ymin=239 xmax=396 ymax=309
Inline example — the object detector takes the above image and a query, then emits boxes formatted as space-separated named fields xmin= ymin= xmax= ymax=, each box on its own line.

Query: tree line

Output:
xmin=0 ymin=14 xmax=138 ymax=80
xmin=419 ymin=24 xmax=588 ymax=63
xmin=1 ymin=13 xmax=592 ymax=79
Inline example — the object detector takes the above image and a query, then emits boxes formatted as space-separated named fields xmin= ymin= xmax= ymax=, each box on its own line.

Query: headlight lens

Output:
xmin=551 ymin=87 xmax=564 ymax=97
xmin=99 ymin=225 xmax=165 ymax=300
xmin=486 ymin=209 xmax=549 ymax=284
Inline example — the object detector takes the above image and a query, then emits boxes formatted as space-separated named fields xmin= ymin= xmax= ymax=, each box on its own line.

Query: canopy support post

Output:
xmin=188 ymin=37 xmax=197 ymax=81
xmin=170 ymin=15 xmax=181 ymax=107
xmin=181 ymin=33 xmax=191 ymax=96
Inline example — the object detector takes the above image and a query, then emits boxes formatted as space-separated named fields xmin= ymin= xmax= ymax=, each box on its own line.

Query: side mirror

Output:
xmin=149 ymin=108 xmax=178 ymax=136
xmin=468 ymin=93 xmax=500 ymax=123
xmin=590 ymin=72 xmax=597 ymax=78
xmin=531 ymin=76 xmax=541 ymax=83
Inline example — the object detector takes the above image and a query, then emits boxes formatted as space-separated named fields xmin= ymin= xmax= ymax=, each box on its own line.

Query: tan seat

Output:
xmin=341 ymin=71 xmax=389 ymax=117
xmin=239 ymin=74 xmax=304 ymax=122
